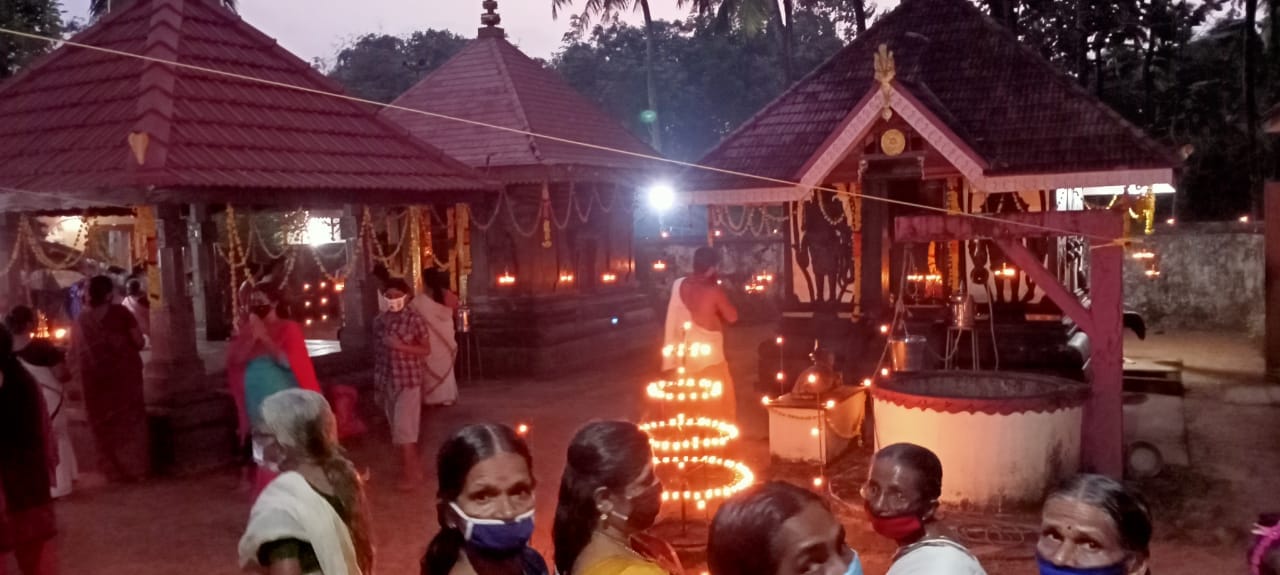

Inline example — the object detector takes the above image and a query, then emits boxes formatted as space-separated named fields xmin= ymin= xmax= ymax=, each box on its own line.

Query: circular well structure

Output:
xmin=872 ymin=371 xmax=1089 ymax=511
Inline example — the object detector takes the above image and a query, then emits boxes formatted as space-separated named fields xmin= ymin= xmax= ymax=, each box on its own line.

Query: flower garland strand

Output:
xmin=24 ymin=216 xmax=94 ymax=270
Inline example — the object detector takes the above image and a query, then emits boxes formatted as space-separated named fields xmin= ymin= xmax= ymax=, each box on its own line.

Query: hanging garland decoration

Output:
xmin=574 ymin=184 xmax=595 ymax=223
xmin=720 ymin=205 xmax=752 ymax=234
xmin=551 ymin=185 xmax=577 ymax=231
xmin=468 ymin=192 xmax=504 ymax=232
xmin=273 ymin=246 xmax=298 ymax=289
xmin=816 ymin=193 xmax=848 ymax=226
xmin=0 ymin=223 xmax=29 ymax=277
xmin=595 ymin=186 xmax=617 ymax=213
xmin=23 ymin=215 xmax=95 ymax=270
xmin=540 ymin=182 xmax=554 ymax=248
xmin=360 ymin=207 xmax=409 ymax=267
xmin=219 ymin=205 xmax=252 ymax=321
xmin=506 ymin=191 xmax=545 ymax=238
xmin=308 ymin=244 xmax=354 ymax=285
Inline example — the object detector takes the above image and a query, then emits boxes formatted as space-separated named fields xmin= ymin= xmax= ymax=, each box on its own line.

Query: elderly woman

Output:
xmin=552 ymin=421 xmax=681 ymax=575
xmin=709 ymin=481 xmax=863 ymax=575
xmin=1037 ymin=474 xmax=1151 ymax=575
xmin=421 ymin=423 xmax=547 ymax=575
xmin=238 ymin=389 xmax=373 ymax=575
xmin=863 ymin=443 xmax=985 ymax=575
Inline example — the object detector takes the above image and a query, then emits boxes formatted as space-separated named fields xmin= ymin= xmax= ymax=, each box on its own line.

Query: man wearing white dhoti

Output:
xmin=663 ymin=247 xmax=739 ymax=420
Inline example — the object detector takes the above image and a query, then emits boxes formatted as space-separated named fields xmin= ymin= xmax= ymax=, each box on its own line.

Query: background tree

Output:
xmin=0 ymin=0 xmax=62 ymax=80
xmin=553 ymin=10 xmax=842 ymax=160
xmin=326 ymin=30 xmax=468 ymax=103
xmin=553 ymin=0 xmax=665 ymax=152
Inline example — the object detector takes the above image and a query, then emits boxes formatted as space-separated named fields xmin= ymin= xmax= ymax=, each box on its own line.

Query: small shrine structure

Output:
xmin=0 ymin=0 xmax=491 ymax=469
xmin=686 ymin=0 xmax=1181 ymax=475
xmin=381 ymin=1 xmax=662 ymax=377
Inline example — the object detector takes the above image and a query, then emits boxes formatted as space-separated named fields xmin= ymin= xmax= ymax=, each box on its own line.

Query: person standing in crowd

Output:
xmin=662 ymin=246 xmax=738 ymax=419
xmin=70 ymin=275 xmax=149 ymax=482
xmin=0 ymin=325 xmax=58 ymax=575
xmin=6 ymin=307 xmax=77 ymax=499
xmin=1252 ymin=513 xmax=1280 ymax=575
xmin=421 ymin=423 xmax=547 ymax=575
xmin=373 ymin=277 xmax=432 ymax=491
xmin=414 ymin=268 xmax=459 ymax=408
xmin=1037 ymin=474 xmax=1151 ymax=575
xmin=709 ymin=481 xmax=863 ymax=575
xmin=553 ymin=421 xmax=681 ymax=575
xmin=235 ymin=283 xmax=322 ymax=495
xmin=863 ymin=443 xmax=985 ymax=575
xmin=121 ymin=279 xmax=150 ymax=342
xmin=238 ymin=389 xmax=373 ymax=575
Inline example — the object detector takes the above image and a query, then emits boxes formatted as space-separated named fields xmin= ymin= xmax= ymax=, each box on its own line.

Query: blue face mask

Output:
xmin=1036 ymin=555 xmax=1128 ymax=575
xmin=844 ymin=550 xmax=865 ymax=575
xmin=450 ymin=502 xmax=535 ymax=553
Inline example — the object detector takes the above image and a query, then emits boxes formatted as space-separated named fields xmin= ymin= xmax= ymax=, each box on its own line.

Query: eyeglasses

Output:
xmin=860 ymin=483 xmax=913 ymax=510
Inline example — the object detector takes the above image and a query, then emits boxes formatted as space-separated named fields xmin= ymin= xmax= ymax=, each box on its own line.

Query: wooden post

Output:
xmin=0 ymin=213 xmax=23 ymax=311
xmin=1266 ymin=182 xmax=1280 ymax=381
xmin=897 ymin=210 xmax=1127 ymax=477
xmin=144 ymin=204 xmax=204 ymax=402
xmin=862 ymin=180 xmax=887 ymax=318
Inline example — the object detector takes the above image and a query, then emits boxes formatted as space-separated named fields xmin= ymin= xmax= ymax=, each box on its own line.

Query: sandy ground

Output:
xmin=8 ymin=325 xmax=1277 ymax=574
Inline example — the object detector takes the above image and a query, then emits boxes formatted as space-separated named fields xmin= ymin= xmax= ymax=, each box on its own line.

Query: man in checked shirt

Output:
xmin=373 ymin=277 xmax=432 ymax=491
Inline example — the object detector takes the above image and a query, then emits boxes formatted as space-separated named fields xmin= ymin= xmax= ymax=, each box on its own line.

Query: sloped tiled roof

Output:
xmin=696 ymin=0 xmax=1179 ymax=189
xmin=0 ymin=0 xmax=493 ymax=211
xmin=381 ymin=27 xmax=659 ymax=183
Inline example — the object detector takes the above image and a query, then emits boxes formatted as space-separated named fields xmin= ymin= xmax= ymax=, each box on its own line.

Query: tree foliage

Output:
xmin=0 ymin=0 xmax=62 ymax=80
xmin=553 ymin=11 xmax=843 ymax=161
xmin=325 ymin=30 xmax=469 ymax=103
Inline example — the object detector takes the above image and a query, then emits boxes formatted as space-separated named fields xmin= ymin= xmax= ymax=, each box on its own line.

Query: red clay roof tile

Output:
xmin=0 ymin=0 xmax=492 ymax=211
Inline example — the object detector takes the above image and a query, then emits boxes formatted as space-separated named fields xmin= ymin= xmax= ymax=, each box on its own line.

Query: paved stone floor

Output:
xmin=12 ymin=325 xmax=1276 ymax=574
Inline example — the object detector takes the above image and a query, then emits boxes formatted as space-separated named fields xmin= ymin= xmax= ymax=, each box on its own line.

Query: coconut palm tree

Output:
xmin=553 ymin=0 xmax=663 ymax=152
xmin=90 ymin=0 xmax=237 ymax=18
xmin=680 ymin=0 xmax=796 ymax=82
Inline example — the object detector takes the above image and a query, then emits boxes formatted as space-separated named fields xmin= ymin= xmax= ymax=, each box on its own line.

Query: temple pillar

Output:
xmin=1266 ymin=183 xmax=1280 ymax=380
xmin=144 ymin=203 xmax=204 ymax=403
xmin=339 ymin=205 xmax=376 ymax=353
xmin=1083 ymin=241 xmax=1125 ymax=477
xmin=189 ymin=204 xmax=230 ymax=341
xmin=0 ymin=213 xmax=23 ymax=311
xmin=861 ymin=179 xmax=888 ymax=319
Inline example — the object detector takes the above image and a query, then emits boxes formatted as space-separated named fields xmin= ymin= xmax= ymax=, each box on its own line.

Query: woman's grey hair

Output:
xmin=261 ymin=389 xmax=337 ymax=458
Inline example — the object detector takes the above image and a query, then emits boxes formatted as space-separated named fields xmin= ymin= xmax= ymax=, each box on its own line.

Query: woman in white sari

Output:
xmin=412 ymin=269 xmax=459 ymax=407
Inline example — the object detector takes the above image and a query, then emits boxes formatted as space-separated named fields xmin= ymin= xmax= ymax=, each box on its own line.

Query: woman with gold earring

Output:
xmin=552 ymin=421 xmax=682 ymax=575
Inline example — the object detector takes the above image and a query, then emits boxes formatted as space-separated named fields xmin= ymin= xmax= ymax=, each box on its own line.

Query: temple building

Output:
xmin=0 ymin=0 xmax=492 ymax=470
xmin=687 ymin=0 xmax=1181 ymax=475
xmin=381 ymin=2 xmax=661 ymax=377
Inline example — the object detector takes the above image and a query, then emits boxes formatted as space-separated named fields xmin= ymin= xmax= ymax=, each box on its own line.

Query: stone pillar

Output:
xmin=144 ymin=204 xmax=204 ymax=403
xmin=0 ymin=213 xmax=24 ymax=311
xmin=1267 ymin=183 xmax=1280 ymax=381
xmin=861 ymin=180 xmax=888 ymax=319
xmin=189 ymin=204 xmax=230 ymax=341
xmin=339 ymin=205 xmax=376 ymax=353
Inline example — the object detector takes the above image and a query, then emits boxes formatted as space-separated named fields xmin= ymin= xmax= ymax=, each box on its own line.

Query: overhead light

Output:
xmin=646 ymin=183 xmax=676 ymax=213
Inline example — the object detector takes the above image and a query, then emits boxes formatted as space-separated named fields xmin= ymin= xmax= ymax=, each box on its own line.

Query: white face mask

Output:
xmin=385 ymin=295 xmax=407 ymax=312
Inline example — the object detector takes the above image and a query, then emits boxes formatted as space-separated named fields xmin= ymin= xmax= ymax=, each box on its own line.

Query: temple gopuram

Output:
xmin=381 ymin=2 xmax=661 ymax=377
xmin=686 ymin=0 xmax=1181 ymax=474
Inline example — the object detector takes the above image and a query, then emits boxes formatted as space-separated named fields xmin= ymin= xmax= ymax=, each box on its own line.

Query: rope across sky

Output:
xmin=0 ymin=26 xmax=1130 ymax=243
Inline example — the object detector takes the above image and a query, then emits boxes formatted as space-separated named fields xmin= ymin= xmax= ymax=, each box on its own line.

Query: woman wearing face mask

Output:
xmin=238 ymin=389 xmax=374 ymax=575
xmin=552 ymin=421 xmax=681 ymax=575
xmin=1037 ymin=474 xmax=1151 ymax=575
xmin=708 ymin=481 xmax=863 ymax=575
xmin=232 ymin=283 xmax=321 ymax=495
xmin=421 ymin=423 xmax=547 ymax=575
xmin=863 ymin=443 xmax=985 ymax=575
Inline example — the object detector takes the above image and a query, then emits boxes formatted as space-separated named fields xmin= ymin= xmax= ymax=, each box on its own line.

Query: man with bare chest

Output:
xmin=663 ymin=247 xmax=739 ymax=419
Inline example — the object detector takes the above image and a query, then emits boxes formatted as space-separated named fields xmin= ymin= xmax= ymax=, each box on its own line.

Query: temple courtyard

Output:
xmin=7 ymin=323 xmax=1270 ymax=575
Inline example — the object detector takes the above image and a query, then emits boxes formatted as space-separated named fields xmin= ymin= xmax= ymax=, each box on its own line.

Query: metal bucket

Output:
xmin=890 ymin=335 xmax=930 ymax=372
xmin=949 ymin=294 xmax=975 ymax=330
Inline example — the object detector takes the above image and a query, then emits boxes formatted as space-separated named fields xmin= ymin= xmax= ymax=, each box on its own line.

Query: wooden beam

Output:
xmin=895 ymin=211 xmax=1125 ymax=242
xmin=993 ymin=239 xmax=1096 ymax=335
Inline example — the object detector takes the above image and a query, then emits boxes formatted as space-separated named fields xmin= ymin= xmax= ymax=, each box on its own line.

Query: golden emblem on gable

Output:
xmin=880 ymin=129 xmax=906 ymax=156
